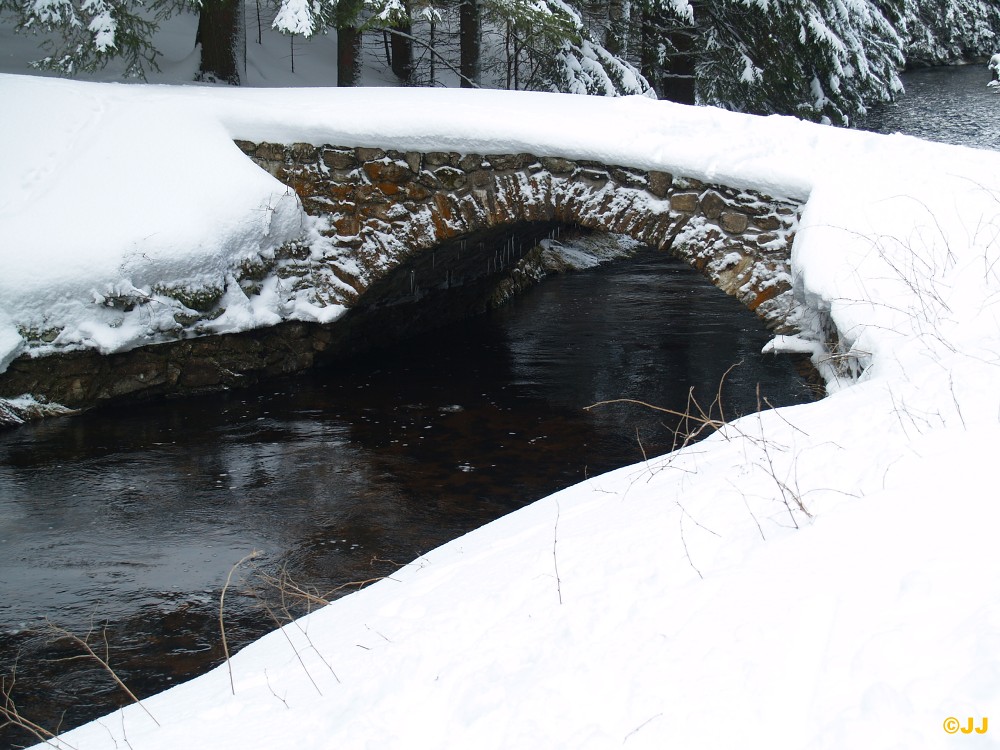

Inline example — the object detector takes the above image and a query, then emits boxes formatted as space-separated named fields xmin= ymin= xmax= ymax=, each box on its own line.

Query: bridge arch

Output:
xmin=0 ymin=141 xmax=806 ymax=421
xmin=239 ymin=141 xmax=803 ymax=334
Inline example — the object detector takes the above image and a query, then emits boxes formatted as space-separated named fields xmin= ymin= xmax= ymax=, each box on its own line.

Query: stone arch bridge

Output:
xmin=0 ymin=141 xmax=804 ymax=421
xmin=242 ymin=140 xmax=800 ymax=331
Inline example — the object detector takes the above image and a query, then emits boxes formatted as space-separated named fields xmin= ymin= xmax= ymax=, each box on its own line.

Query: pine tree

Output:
xmin=477 ymin=0 xmax=653 ymax=94
xmin=0 ymin=0 xmax=250 ymax=81
xmin=633 ymin=0 xmax=697 ymax=100
xmin=550 ymin=37 xmax=654 ymax=95
xmin=644 ymin=0 xmax=903 ymax=125
xmin=0 ymin=0 xmax=161 ymax=76
xmin=271 ymin=0 xmax=408 ymax=85
xmin=902 ymin=0 xmax=1000 ymax=65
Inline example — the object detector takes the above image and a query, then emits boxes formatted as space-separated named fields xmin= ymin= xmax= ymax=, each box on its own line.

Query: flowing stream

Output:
xmin=0 ymin=247 xmax=814 ymax=744
xmin=3 ymin=61 xmax=993 ymax=746
xmin=859 ymin=62 xmax=1000 ymax=150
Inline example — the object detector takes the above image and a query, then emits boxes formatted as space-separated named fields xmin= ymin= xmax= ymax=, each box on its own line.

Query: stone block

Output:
xmin=325 ymin=183 xmax=356 ymax=201
xmin=333 ymin=214 xmax=362 ymax=236
xmin=540 ymin=156 xmax=576 ymax=174
xmin=255 ymin=142 xmax=286 ymax=161
xmin=670 ymin=192 xmax=699 ymax=213
xmin=290 ymin=143 xmax=317 ymax=163
xmin=375 ymin=181 xmax=402 ymax=197
xmin=700 ymin=191 xmax=727 ymax=219
xmin=433 ymin=166 xmax=467 ymax=190
xmin=366 ymin=203 xmax=411 ymax=222
xmin=720 ymin=211 xmax=749 ymax=234
xmin=468 ymin=170 xmax=493 ymax=189
xmin=322 ymin=148 xmax=357 ymax=170
xmin=179 ymin=360 xmax=223 ymax=389
xmin=354 ymin=185 xmax=390 ymax=204
xmin=363 ymin=160 xmax=413 ymax=184
xmin=486 ymin=153 xmax=531 ymax=170
xmin=405 ymin=182 xmax=433 ymax=201
xmin=647 ymin=170 xmax=673 ymax=197
xmin=424 ymin=151 xmax=458 ymax=167
xmin=459 ymin=154 xmax=486 ymax=171
xmin=404 ymin=151 xmax=422 ymax=172
xmin=610 ymin=167 xmax=648 ymax=189
xmin=356 ymin=147 xmax=386 ymax=162
xmin=752 ymin=214 xmax=783 ymax=231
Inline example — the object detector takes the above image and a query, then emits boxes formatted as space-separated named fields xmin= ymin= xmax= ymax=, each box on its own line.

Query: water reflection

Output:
xmin=0 ymin=248 xmax=813 ymax=743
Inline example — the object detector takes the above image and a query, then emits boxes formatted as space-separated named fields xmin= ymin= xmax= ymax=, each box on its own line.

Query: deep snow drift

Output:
xmin=4 ymin=72 xmax=1000 ymax=749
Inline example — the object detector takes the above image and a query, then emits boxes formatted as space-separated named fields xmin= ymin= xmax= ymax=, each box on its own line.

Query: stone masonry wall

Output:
xmin=0 ymin=143 xmax=805 ymax=425
xmin=237 ymin=141 xmax=802 ymax=330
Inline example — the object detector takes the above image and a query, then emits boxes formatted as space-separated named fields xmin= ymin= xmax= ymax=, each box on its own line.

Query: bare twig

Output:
xmin=1 ymin=660 xmax=78 ymax=749
xmin=585 ymin=397 xmax=725 ymax=451
xmin=949 ymin=372 xmax=967 ymax=429
xmin=677 ymin=513 xmax=702 ymax=579
xmin=257 ymin=602 xmax=325 ymax=696
xmin=728 ymin=479 xmax=766 ymax=541
xmin=264 ymin=669 xmax=289 ymax=709
xmin=372 ymin=26 xmax=480 ymax=87
xmin=623 ymin=712 xmax=663 ymax=744
xmin=635 ymin=426 xmax=649 ymax=464
xmin=46 ymin=622 xmax=160 ymax=727
xmin=221 ymin=550 xmax=262 ymax=695
xmin=553 ymin=500 xmax=563 ymax=605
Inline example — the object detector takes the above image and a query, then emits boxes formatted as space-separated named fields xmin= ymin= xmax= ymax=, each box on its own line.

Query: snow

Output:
xmin=5 ymin=73 xmax=996 ymax=367
xmin=3 ymin=59 xmax=1000 ymax=749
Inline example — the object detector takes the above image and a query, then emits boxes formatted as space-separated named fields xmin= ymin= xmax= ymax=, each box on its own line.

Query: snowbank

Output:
xmin=5 ymin=72 xmax=998 ymax=372
xmin=5 ymin=72 xmax=1000 ymax=748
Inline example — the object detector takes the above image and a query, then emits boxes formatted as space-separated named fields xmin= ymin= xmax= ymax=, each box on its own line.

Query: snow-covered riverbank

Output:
xmin=5 ymin=73 xmax=1000 ymax=748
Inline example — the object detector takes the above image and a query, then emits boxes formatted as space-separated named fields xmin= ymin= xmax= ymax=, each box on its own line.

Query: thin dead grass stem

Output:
xmin=46 ymin=623 xmax=160 ymax=728
xmin=220 ymin=550 xmax=262 ymax=696
xmin=1 ymin=660 xmax=77 ymax=749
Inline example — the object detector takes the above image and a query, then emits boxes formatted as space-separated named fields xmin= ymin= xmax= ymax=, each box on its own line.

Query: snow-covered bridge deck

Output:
xmin=6 ymin=73 xmax=1000 ymax=749
xmin=2 ymin=75 xmax=999 ymax=415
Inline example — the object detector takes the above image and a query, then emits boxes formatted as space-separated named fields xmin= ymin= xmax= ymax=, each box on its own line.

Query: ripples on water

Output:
xmin=8 ymin=60 xmax=996 ymax=742
xmin=0 ymin=248 xmax=816 ymax=743
xmin=859 ymin=63 xmax=1000 ymax=150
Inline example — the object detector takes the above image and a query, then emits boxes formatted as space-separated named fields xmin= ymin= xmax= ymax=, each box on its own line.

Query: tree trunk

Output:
xmin=337 ymin=25 xmax=363 ymax=86
xmin=660 ymin=25 xmax=696 ymax=104
xmin=606 ymin=0 xmax=625 ymax=57
xmin=459 ymin=0 xmax=480 ymax=87
xmin=390 ymin=7 xmax=413 ymax=84
xmin=639 ymin=6 xmax=660 ymax=96
xmin=195 ymin=0 xmax=242 ymax=85
xmin=641 ymin=4 xmax=697 ymax=103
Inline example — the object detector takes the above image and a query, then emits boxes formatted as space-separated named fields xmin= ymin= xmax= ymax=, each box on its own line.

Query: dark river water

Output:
xmin=0 ymin=248 xmax=815 ymax=745
xmin=3 ymin=61 xmax=993 ymax=748
xmin=859 ymin=62 xmax=1000 ymax=150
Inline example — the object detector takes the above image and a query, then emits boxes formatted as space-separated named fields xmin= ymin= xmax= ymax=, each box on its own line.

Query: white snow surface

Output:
xmin=5 ymin=72 xmax=1000 ymax=749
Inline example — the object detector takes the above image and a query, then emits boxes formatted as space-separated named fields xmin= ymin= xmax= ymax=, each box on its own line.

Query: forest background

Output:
xmin=2 ymin=0 xmax=999 ymax=127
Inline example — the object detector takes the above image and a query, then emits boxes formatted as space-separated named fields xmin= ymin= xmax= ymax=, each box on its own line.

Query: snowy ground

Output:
xmin=4 ymin=52 xmax=1000 ymax=750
